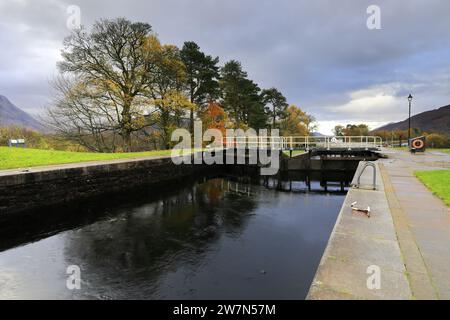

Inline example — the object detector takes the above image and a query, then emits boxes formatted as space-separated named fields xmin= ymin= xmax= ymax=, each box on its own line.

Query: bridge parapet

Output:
xmin=221 ymin=136 xmax=382 ymax=151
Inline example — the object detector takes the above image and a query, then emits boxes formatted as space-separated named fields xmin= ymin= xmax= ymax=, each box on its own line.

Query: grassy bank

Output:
xmin=0 ymin=147 xmax=183 ymax=170
xmin=282 ymin=150 xmax=307 ymax=157
xmin=434 ymin=149 xmax=450 ymax=154
xmin=392 ymin=147 xmax=450 ymax=154
xmin=415 ymin=170 xmax=450 ymax=206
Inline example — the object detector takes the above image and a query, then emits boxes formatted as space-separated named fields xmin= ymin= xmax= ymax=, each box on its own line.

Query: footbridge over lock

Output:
xmin=223 ymin=136 xmax=383 ymax=152
xmin=213 ymin=135 xmax=382 ymax=175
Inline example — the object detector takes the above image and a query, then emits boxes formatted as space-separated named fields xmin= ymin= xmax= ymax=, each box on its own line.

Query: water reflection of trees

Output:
xmin=63 ymin=177 xmax=259 ymax=299
xmin=0 ymin=171 xmax=350 ymax=254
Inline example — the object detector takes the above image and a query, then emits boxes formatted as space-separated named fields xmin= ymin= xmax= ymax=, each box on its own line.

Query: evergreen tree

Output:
xmin=261 ymin=88 xmax=288 ymax=129
xmin=180 ymin=41 xmax=220 ymax=133
xmin=219 ymin=60 xmax=267 ymax=129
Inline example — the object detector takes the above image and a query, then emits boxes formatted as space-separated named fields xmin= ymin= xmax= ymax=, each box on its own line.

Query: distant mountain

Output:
xmin=374 ymin=105 xmax=450 ymax=133
xmin=0 ymin=95 xmax=45 ymax=131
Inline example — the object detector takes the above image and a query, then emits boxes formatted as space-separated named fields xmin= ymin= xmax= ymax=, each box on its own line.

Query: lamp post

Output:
xmin=407 ymin=94 xmax=413 ymax=147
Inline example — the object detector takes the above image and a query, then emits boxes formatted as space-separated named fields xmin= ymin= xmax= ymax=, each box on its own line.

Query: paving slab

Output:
xmin=310 ymin=256 xmax=410 ymax=300
xmin=380 ymin=149 xmax=450 ymax=299
xmin=309 ymin=149 xmax=449 ymax=300
xmin=308 ymin=161 xmax=412 ymax=300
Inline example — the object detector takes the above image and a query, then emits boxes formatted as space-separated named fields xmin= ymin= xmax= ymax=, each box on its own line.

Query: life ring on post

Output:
xmin=412 ymin=139 xmax=424 ymax=149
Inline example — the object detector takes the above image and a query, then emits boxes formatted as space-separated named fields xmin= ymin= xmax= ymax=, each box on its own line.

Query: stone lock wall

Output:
xmin=0 ymin=157 xmax=215 ymax=215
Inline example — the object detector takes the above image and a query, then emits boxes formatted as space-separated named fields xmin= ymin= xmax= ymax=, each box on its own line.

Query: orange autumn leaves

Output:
xmin=201 ymin=102 xmax=311 ymax=137
xmin=200 ymin=101 xmax=228 ymax=136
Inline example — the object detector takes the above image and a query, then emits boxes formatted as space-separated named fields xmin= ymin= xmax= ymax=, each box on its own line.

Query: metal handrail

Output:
xmin=280 ymin=136 xmax=383 ymax=150
xmin=353 ymin=161 xmax=377 ymax=190
xmin=221 ymin=136 xmax=383 ymax=150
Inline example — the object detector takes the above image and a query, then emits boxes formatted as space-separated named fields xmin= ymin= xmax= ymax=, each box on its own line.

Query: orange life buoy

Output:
xmin=412 ymin=139 xmax=424 ymax=149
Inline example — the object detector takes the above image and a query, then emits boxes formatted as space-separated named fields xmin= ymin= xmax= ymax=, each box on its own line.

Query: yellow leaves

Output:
xmin=287 ymin=104 xmax=307 ymax=119
xmin=142 ymin=35 xmax=163 ymax=63
xmin=281 ymin=104 xmax=309 ymax=136
xmin=153 ymin=90 xmax=195 ymax=112
xmin=130 ymin=114 xmax=147 ymax=131
xmin=144 ymin=35 xmax=162 ymax=50
xmin=142 ymin=35 xmax=186 ymax=85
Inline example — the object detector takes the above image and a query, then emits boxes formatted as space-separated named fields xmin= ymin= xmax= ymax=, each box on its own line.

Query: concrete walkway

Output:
xmin=308 ymin=149 xmax=450 ymax=300
xmin=308 ymin=161 xmax=412 ymax=299
xmin=380 ymin=150 xmax=450 ymax=299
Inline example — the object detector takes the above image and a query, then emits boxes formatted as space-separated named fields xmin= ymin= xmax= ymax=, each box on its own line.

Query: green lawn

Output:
xmin=434 ymin=149 xmax=450 ymax=154
xmin=391 ymin=147 xmax=450 ymax=154
xmin=415 ymin=170 xmax=450 ymax=206
xmin=282 ymin=150 xmax=307 ymax=157
xmin=0 ymin=147 xmax=191 ymax=170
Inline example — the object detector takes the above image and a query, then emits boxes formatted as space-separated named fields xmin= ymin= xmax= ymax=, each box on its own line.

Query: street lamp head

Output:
xmin=408 ymin=94 xmax=413 ymax=102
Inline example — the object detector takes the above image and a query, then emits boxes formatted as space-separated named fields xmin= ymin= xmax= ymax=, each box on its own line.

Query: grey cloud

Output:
xmin=1 ymin=0 xmax=450 ymax=131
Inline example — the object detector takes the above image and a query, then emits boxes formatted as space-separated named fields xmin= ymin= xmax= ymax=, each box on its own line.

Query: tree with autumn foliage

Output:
xmin=343 ymin=124 xmax=370 ymax=136
xmin=279 ymin=105 xmax=309 ymax=136
xmin=200 ymin=101 xmax=228 ymax=135
xmin=49 ymin=18 xmax=195 ymax=151
xmin=52 ymin=18 xmax=155 ymax=151
xmin=48 ymin=17 xmax=320 ymax=153
xmin=144 ymin=37 xmax=195 ymax=149
xmin=425 ymin=133 xmax=447 ymax=148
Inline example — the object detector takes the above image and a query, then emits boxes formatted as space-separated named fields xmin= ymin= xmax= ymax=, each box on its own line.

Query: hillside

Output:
xmin=375 ymin=105 xmax=450 ymax=133
xmin=0 ymin=95 xmax=44 ymax=131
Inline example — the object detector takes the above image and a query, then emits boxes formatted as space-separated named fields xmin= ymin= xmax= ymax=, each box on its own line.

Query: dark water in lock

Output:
xmin=0 ymin=175 xmax=346 ymax=299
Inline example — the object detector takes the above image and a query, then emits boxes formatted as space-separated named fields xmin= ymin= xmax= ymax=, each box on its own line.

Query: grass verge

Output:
xmin=434 ymin=149 xmax=450 ymax=154
xmin=0 ymin=147 xmax=191 ymax=170
xmin=282 ymin=150 xmax=307 ymax=157
xmin=415 ymin=170 xmax=450 ymax=206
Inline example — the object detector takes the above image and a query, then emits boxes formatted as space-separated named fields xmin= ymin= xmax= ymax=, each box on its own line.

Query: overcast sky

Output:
xmin=1 ymin=0 xmax=450 ymax=134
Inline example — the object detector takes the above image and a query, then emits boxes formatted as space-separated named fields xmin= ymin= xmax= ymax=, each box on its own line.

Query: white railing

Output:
xmin=223 ymin=136 xmax=285 ymax=149
xmin=221 ymin=136 xmax=383 ymax=150
xmin=282 ymin=136 xmax=383 ymax=150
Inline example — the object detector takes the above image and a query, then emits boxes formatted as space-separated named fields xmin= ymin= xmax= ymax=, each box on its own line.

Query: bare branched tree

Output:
xmin=48 ymin=18 xmax=155 ymax=151
xmin=47 ymin=18 xmax=194 ymax=152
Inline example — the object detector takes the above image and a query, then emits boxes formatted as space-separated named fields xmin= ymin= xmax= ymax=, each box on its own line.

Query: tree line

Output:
xmin=47 ymin=18 xmax=316 ymax=152
xmin=334 ymin=124 xmax=450 ymax=147
xmin=333 ymin=124 xmax=370 ymax=137
xmin=373 ymin=128 xmax=450 ymax=148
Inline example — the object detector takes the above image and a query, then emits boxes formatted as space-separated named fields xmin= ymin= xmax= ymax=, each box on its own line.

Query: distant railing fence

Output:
xmin=220 ymin=136 xmax=382 ymax=150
